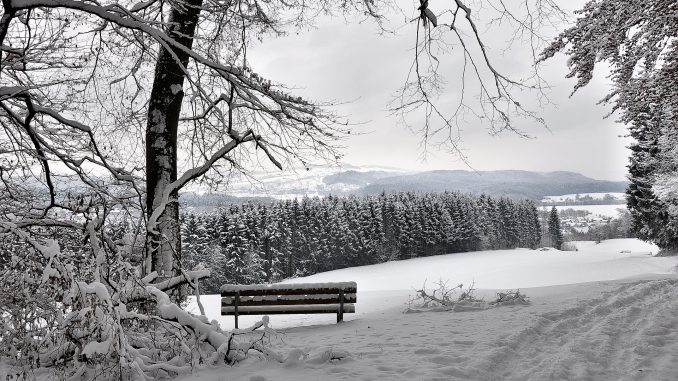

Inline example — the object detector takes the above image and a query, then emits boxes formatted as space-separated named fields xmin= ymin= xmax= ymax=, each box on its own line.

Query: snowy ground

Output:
xmin=553 ymin=204 xmax=627 ymax=218
xmin=542 ymin=192 xmax=626 ymax=204
xmin=180 ymin=239 xmax=678 ymax=381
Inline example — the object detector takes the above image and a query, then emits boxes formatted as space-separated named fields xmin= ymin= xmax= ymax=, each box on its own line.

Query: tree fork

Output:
xmin=145 ymin=0 xmax=203 ymax=279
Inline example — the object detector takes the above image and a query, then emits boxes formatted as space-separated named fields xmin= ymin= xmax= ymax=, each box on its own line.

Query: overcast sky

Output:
xmin=248 ymin=1 xmax=630 ymax=181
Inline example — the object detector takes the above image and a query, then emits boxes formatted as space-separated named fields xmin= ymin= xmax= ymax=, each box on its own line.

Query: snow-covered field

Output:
xmin=554 ymin=204 xmax=627 ymax=218
xmin=185 ymin=164 xmax=408 ymax=199
xmin=542 ymin=192 xmax=626 ymax=203
xmin=182 ymin=239 xmax=678 ymax=381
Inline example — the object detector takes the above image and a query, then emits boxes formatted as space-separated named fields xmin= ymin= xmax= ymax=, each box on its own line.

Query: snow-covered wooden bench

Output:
xmin=220 ymin=282 xmax=357 ymax=328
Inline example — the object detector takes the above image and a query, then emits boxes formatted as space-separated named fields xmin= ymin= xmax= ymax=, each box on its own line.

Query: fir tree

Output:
xmin=541 ymin=0 xmax=678 ymax=251
xmin=547 ymin=207 xmax=564 ymax=250
xmin=529 ymin=203 xmax=542 ymax=249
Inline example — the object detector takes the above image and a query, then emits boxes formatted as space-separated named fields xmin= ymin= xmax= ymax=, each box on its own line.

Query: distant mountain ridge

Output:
xmin=353 ymin=170 xmax=628 ymax=200
xmin=181 ymin=166 xmax=628 ymax=204
xmin=323 ymin=170 xmax=398 ymax=187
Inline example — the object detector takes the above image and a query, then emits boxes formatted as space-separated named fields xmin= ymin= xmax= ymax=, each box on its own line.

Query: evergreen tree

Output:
xmin=379 ymin=194 xmax=399 ymax=261
xmin=461 ymin=197 xmax=482 ymax=251
xmin=181 ymin=213 xmax=200 ymax=270
xmin=367 ymin=198 xmax=388 ymax=263
xmin=547 ymin=207 xmax=564 ymax=250
xmin=225 ymin=218 xmax=252 ymax=284
xmin=626 ymin=109 xmax=678 ymax=250
xmin=529 ymin=203 xmax=542 ymax=249
xmin=542 ymin=0 xmax=678 ymax=251
xmin=498 ymin=198 xmax=518 ymax=249
xmin=438 ymin=206 xmax=456 ymax=251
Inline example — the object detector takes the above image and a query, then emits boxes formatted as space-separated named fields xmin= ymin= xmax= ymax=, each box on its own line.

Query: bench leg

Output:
xmin=235 ymin=291 xmax=240 ymax=329
xmin=337 ymin=290 xmax=344 ymax=323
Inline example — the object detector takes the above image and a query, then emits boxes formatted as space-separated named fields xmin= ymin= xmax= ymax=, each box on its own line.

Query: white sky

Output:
xmin=248 ymin=1 xmax=630 ymax=181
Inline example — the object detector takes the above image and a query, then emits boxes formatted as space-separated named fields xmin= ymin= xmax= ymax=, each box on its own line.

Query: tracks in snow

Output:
xmin=479 ymin=278 xmax=678 ymax=380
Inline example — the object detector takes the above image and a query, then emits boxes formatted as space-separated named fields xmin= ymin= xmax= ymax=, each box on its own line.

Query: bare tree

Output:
xmin=0 ymin=1 xmax=379 ymax=377
xmin=0 ymin=1 xmax=371 ymax=280
xmin=0 ymin=0 xmax=568 ymax=377
xmin=393 ymin=0 xmax=566 ymax=160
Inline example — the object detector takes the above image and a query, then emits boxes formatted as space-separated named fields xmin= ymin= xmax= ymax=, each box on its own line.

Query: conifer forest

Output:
xmin=181 ymin=192 xmax=542 ymax=292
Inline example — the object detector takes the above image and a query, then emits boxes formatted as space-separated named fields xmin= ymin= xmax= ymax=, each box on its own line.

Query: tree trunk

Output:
xmin=145 ymin=0 xmax=203 ymax=279
xmin=264 ymin=235 xmax=271 ymax=282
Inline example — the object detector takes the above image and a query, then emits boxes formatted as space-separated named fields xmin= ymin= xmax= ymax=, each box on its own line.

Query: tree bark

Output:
xmin=264 ymin=235 xmax=271 ymax=282
xmin=145 ymin=0 xmax=203 ymax=278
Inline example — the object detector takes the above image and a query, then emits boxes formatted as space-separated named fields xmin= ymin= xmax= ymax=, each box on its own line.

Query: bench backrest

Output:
xmin=220 ymin=282 xmax=357 ymax=327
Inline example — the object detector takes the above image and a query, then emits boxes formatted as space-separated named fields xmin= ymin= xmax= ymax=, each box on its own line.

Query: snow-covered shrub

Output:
xmin=0 ymin=221 xmax=279 ymax=380
xmin=560 ymin=242 xmax=578 ymax=251
xmin=406 ymin=280 xmax=530 ymax=313
xmin=490 ymin=290 xmax=530 ymax=306
xmin=406 ymin=280 xmax=484 ymax=312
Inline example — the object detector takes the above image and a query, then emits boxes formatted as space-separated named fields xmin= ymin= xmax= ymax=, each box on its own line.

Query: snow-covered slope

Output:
xmin=359 ymin=170 xmax=628 ymax=199
xmin=182 ymin=165 xmax=626 ymax=201
xmin=181 ymin=239 xmax=678 ymax=381
xmin=542 ymin=192 xmax=626 ymax=204
xmin=282 ymin=239 xmax=666 ymax=291
xmin=554 ymin=204 xmax=628 ymax=218
xmin=185 ymin=164 xmax=408 ymax=199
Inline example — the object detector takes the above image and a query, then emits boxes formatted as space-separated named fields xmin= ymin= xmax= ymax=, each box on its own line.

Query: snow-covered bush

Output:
xmin=490 ymin=290 xmax=530 ymax=306
xmin=0 ymin=221 xmax=279 ymax=380
xmin=561 ymin=242 xmax=578 ymax=252
xmin=406 ymin=280 xmax=529 ymax=313
xmin=406 ymin=280 xmax=484 ymax=312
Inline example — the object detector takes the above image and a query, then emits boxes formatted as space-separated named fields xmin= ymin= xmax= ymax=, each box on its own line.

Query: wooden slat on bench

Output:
xmin=220 ymin=282 xmax=357 ymax=297
xmin=221 ymin=287 xmax=357 ymax=297
xmin=222 ymin=294 xmax=356 ymax=307
xmin=222 ymin=304 xmax=355 ymax=315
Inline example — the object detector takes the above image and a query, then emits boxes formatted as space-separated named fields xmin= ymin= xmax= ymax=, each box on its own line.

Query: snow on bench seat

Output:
xmin=220 ymin=282 xmax=357 ymax=295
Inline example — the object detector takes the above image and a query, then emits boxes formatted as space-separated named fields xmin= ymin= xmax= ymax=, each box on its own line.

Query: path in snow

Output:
xmin=479 ymin=278 xmax=678 ymax=380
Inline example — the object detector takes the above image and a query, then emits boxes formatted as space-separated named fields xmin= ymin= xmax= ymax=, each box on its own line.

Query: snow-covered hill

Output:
xmin=555 ymin=204 xmax=628 ymax=219
xmin=182 ymin=165 xmax=628 ymax=202
xmin=358 ymin=170 xmax=628 ymax=199
xmin=182 ymin=239 xmax=678 ymax=381
xmin=542 ymin=192 xmax=626 ymax=204
xmin=184 ymin=164 xmax=408 ymax=199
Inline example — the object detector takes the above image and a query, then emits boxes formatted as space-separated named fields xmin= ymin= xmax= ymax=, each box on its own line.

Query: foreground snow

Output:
xmin=181 ymin=239 xmax=678 ymax=380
